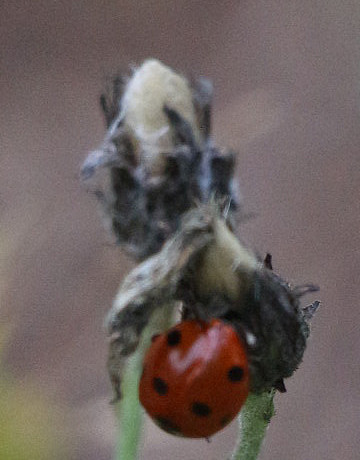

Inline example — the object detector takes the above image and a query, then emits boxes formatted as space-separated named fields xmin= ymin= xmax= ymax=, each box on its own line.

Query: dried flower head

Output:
xmin=81 ymin=59 xmax=239 ymax=259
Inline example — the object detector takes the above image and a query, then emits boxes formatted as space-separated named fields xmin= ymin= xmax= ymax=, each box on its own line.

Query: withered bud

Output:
xmin=81 ymin=59 xmax=239 ymax=259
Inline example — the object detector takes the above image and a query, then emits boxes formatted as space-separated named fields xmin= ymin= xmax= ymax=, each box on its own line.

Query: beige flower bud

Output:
xmin=121 ymin=59 xmax=201 ymax=174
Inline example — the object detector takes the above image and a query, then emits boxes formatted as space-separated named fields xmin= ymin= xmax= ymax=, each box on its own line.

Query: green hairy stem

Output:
xmin=230 ymin=391 xmax=275 ymax=460
xmin=115 ymin=310 xmax=173 ymax=460
xmin=115 ymin=349 xmax=145 ymax=460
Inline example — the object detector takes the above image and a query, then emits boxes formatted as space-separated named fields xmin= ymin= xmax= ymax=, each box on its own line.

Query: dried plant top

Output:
xmin=81 ymin=59 xmax=239 ymax=259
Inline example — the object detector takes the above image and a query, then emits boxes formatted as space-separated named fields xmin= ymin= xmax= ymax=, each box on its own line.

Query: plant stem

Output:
xmin=114 ymin=308 xmax=173 ymax=460
xmin=230 ymin=390 xmax=275 ymax=460
xmin=115 ymin=347 xmax=145 ymax=460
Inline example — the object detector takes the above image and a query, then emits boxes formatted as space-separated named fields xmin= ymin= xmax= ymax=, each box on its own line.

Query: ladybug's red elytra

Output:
xmin=139 ymin=319 xmax=250 ymax=438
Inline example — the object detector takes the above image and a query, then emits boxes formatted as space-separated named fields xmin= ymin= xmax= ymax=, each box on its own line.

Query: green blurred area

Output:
xmin=0 ymin=330 xmax=68 ymax=460
xmin=0 ymin=233 xmax=69 ymax=460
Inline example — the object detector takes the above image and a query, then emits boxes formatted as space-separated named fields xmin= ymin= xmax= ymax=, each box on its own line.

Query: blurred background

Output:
xmin=1 ymin=1 xmax=359 ymax=459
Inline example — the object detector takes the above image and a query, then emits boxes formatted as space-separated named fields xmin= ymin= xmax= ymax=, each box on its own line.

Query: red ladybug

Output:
xmin=139 ymin=319 xmax=250 ymax=438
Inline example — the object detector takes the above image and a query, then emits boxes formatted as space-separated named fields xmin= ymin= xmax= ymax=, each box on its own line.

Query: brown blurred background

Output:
xmin=1 ymin=1 xmax=359 ymax=459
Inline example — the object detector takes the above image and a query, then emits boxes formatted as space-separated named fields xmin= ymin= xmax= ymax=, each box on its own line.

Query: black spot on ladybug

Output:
xmin=191 ymin=402 xmax=212 ymax=417
xmin=153 ymin=377 xmax=168 ymax=395
xmin=228 ymin=366 xmax=244 ymax=382
xmin=220 ymin=415 xmax=231 ymax=427
xmin=155 ymin=416 xmax=182 ymax=435
xmin=167 ymin=329 xmax=182 ymax=346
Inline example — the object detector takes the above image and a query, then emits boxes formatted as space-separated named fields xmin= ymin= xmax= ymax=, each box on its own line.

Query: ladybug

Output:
xmin=139 ymin=319 xmax=250 ymax=438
